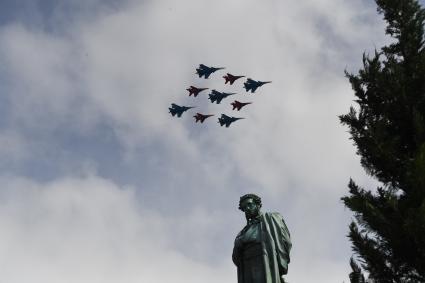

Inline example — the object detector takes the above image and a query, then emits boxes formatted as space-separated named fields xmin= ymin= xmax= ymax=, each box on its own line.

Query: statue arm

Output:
xmin=232 ymin=236 xmax=243 ymax=266
xmin=232 ymin=246 xmax=240 ymax=266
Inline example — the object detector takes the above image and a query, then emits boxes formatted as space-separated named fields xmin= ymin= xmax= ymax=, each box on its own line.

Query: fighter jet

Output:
xmin=208 ymin=90 xmax=236 ymax=104
xmin=186 ymin=86 xmax=209 ymax=97
xmin=223 ymin=73 xmax=245 ymax=85
xmin=243 ymin=78 xmax=272 ymax=93
xmin=196 ymin=64 xmax=225 ymax=79
xmin=231 ymin=100 xmax=252 ymax=111
xmin=169 ymin=103 xmax=195 ymax=117
xmin=193 ymin=113 xmax=214 ymax=123
xmin=218 ymin=114 xmax=244 ymax=127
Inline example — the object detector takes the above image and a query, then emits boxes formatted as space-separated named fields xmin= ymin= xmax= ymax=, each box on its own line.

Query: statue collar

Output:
xmin=247 ymin=213 xmax=262 ymax=226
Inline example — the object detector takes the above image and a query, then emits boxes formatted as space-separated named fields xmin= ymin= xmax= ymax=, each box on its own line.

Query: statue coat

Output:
xmin=233 ymin=212 xmax=291 ymax=283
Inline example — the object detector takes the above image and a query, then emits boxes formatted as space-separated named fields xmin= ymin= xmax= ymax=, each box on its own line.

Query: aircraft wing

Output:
xmin=196 ymin=69 xmax=205 ymax=77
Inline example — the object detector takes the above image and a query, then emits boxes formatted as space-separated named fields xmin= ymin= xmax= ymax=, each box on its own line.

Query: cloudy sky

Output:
xmin=1 ymin=0 xmax=423 ymax=282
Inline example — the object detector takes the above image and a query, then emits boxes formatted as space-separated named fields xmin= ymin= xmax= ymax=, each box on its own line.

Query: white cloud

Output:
xmin=0 ymin=175 xmax=234 ymax=283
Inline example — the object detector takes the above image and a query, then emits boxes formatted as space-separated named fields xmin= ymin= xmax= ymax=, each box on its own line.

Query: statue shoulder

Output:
xmin=264 ymin=211 xmax=284 ymax=220
xmin=264 ymin=212 xmax=289 ymax=230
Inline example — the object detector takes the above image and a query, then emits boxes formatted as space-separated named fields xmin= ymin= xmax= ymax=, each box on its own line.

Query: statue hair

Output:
xmin=239 ymin=194 xmax=262 ymax=210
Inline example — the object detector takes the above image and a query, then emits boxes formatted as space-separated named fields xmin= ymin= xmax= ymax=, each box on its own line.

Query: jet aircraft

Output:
xmin=223 ymin=73 xmax=245 ymax=85
xmin=208 ymin=90 xmax=236 ymax=104
xmin=193 ymin=113 xmax=214 ymax=123
xmin=186 ymin=86 xmax=209 ymax=97
xmin=169 ymin=103 xmax=195 ymax=117
xmin=231 ymin=100 xmax=252 ymax=111
xmin=243 ymin=78 xmax=272 ymax=93
xmin=218 ymin=114 xmax=244 ymax=127
xmin=196 ymin=64 xmax=225 ymax=79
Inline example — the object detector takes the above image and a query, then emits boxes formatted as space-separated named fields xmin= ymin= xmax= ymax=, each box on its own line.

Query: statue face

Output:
xmin=240 ymin=198 xmax=260 ymax=219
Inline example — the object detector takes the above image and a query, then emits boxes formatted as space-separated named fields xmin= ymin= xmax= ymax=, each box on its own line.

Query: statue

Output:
xmin=232 ymin=194 xmax=292 ymax=283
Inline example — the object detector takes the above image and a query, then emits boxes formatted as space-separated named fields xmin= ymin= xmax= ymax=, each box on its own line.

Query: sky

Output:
xmin=1 ymin=0 xmax=421 ymax=282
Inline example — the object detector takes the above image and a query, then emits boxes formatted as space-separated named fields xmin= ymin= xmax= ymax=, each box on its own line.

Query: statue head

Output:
xmin=239 ymin=194 xmax=262 ymax=220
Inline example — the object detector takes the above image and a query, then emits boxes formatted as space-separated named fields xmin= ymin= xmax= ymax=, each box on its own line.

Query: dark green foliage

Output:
xmin=340 ymin=0 xmax=425 ymax=281
xmin=349 ymin=257 xmax=366 ymax=283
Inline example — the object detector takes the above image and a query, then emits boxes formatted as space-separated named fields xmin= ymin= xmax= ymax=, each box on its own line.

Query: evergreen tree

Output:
xmin=340 ymin=0 xmax=425 ymax=282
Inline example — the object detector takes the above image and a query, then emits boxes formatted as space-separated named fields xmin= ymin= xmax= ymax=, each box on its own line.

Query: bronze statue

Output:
xmin=232 ymin=194 xmax=291 ymax=283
